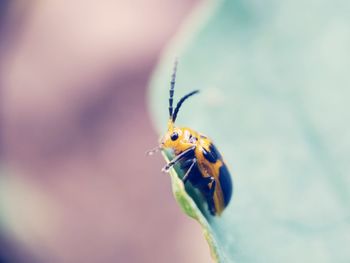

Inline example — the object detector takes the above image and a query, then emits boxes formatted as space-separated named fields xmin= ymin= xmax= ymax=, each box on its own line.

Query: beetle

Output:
xmin=148 ymin=60 xmax=233 ymax=216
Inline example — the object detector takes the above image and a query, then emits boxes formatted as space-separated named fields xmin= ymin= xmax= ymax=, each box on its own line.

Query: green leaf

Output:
xmin=162 ymin=150 xmax=225 ymax=262
xmin=149 ymin=0 xmax=350 ymax=262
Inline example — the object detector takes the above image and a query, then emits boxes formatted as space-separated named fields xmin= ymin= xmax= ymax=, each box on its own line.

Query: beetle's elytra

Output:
xmin=148 ymin=60 xmax=233 ymax=216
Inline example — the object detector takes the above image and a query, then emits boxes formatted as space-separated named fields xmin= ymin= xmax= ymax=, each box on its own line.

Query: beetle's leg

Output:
xmin=162 ymin=146 xmax=196 ymax=172
xmin=179 ymin=158 xmax=194 ymax=169
xmin=208 ymin=177 xmax=216 ymax=215
xmin=182 ymin=158 xmax=197 ymax=184
xmin=208 ymin=178 xmax=216 ymax=196
xmin=197 ymin=176 xmax=216 ymax=215
xmin=196 ymin=176 xmax=215 ymax=187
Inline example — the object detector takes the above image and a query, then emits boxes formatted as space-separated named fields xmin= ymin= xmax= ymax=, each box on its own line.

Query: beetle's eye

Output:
xmin=170 ymin=132 xmax=179 ymax=141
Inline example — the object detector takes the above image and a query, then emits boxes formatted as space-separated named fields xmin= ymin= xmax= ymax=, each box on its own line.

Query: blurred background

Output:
xmin=0 ymin=1 xmax=213 ymax=262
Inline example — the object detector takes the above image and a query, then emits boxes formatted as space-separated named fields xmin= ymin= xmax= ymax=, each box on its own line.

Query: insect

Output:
xmin=147 ymin=60 xmax=233 ymax=216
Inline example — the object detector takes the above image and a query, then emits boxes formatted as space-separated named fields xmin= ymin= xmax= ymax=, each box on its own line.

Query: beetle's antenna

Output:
xmin=169 ymin=59 xmax=178 ymax=118
xmin=172 ymin=90 xmax=199 ymax=122
xmin=145 ymin=145 xmax=161 ymax=156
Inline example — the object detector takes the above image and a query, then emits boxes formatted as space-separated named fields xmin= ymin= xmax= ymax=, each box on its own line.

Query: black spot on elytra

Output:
xmin=218 ymin=165 xmax=233 ymax=206
xmin=202 ymin=144 xmax=221 ymax=163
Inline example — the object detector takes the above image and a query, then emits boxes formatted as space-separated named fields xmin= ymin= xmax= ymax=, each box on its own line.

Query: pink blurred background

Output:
xmin=0 ymin=1 xmax=212 ymax=262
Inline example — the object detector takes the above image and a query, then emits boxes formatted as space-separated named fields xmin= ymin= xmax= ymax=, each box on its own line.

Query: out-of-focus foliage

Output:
xmin=149 ymin=0 xmax=350 ymax=262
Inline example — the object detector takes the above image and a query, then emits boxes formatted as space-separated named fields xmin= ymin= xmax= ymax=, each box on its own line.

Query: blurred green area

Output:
xmin=150 ymin=0 xmax=350 ymax=262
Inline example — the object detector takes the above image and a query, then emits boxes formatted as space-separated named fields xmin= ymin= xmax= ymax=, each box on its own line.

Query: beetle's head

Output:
xmin=159 ymin=121 xmax=193 ymax=155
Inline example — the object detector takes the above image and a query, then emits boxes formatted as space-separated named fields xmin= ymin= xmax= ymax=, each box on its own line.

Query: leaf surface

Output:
xmin=149 ymin=1 xmax=350 ymax=262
